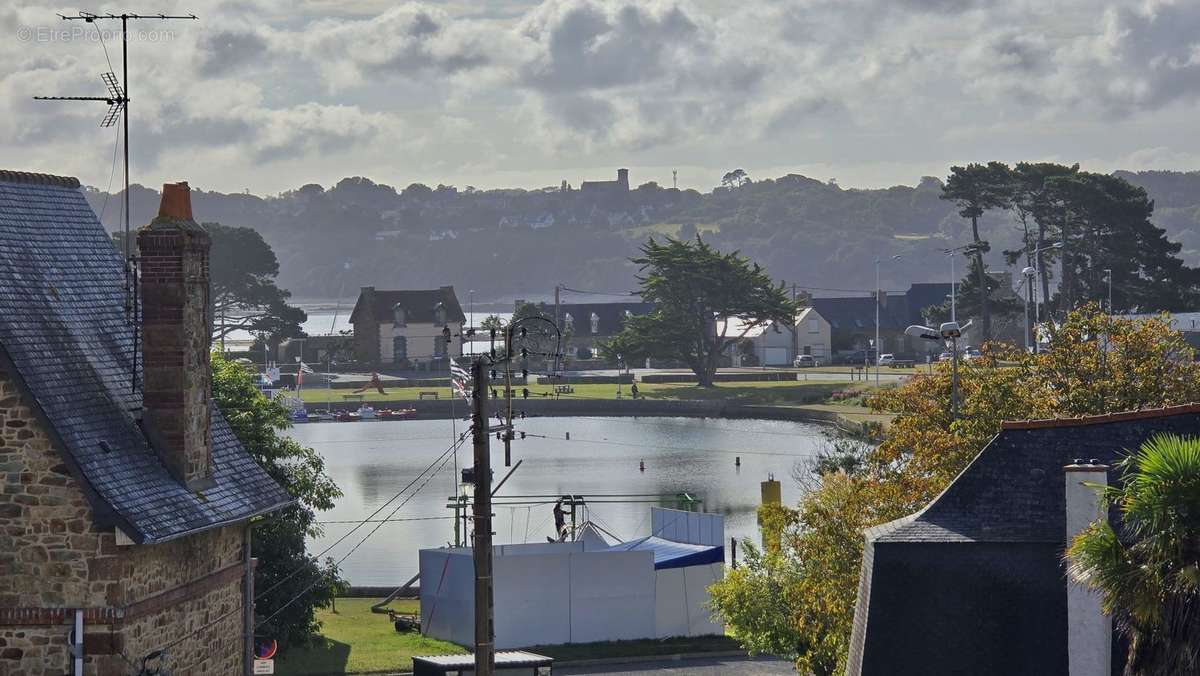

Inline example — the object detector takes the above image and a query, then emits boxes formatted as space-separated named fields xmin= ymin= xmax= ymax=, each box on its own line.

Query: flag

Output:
xmin=449 ymin=359 xmax=472 ymax=403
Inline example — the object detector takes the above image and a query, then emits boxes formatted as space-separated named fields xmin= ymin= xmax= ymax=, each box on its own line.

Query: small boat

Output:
xmin=379 ymin=408 xmax=416 ymax=420
xmin=311 ymin=410 xmax=336 ymax=422
xmin=335 ymin=410 xmax=354 ymax=422
xmin=290 ymin=409 xmax=309 ymax=423
xmin=358 ymin=405 xmax=377 ymax=420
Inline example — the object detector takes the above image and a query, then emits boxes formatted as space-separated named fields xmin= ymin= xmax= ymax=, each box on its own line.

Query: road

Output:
xmin=558 ymin=655 xmax=793 ymax=675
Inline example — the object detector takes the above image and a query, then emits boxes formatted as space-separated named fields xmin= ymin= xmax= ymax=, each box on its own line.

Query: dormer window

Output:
xmin=433 ymin=302 xmax=446 ymax=327
xmin=590 ymin=312 xmax=600 ymax=335
xmin=392 ymin=304 xmax=406 ymax=327
xmin=564 ymin=313 xmax=574 ymax=332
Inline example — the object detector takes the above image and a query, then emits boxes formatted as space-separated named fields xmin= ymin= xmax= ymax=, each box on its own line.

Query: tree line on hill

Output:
xmin=85 ymin=168 xmax=1200 ymax=310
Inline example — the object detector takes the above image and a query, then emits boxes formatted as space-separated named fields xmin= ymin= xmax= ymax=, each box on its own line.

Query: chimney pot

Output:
xmin=158 ymin=181 xmax=193 ymax=220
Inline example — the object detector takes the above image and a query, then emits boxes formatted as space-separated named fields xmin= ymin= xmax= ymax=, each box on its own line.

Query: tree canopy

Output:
xmin=204 ymin=222 xmax=307 ymax=345
xmin=710 ymin=306 xmax=1200 ymax=673
xmin=602 ymin=236 xmax=797 ymax=386
xmin=211 ymin=353 xmax=343 ymax=647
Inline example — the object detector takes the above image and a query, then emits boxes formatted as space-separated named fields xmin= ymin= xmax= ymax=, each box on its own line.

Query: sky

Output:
xmin=3 ymin=0 xmax=1200 ymax=195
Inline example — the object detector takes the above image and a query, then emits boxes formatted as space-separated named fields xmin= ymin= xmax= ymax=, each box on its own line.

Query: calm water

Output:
xmin=288 ymin=416 xmax=827 ymax=584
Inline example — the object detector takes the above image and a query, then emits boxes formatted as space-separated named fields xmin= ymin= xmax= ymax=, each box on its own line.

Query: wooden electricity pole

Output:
xmin=470 ymin=361 xmax=495 ymax=676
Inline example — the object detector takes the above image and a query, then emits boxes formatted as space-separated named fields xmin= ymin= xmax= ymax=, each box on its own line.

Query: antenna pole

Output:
xmin=122 ymin=14 xmax=130 ymax=290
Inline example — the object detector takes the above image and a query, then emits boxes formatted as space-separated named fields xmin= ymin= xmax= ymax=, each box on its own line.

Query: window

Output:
xmin=564 ymin=313 xmax=574 ymax=332
xmin=590 ymin=312 xmax=600 ymax=334
xmin=392 ymin=304 xmax=406 ymax=327
xmin=433 ymin=302 xmax=446 ymax=327
xmin=803 ymin=345 xmax=812 ymax=355
xmin=392 ymin=336 xmax=407 ymax=362
xmin=434 ymin=335 xmax=446 ymax=357
xmin=808 ymin=317 xmax=819 ymax=334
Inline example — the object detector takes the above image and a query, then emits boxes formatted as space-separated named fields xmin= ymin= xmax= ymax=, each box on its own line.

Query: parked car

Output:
xmin=794 ymin=354 xmax=820 ymax=367
xmin=962 ymin=346 xmax=982 ymax=360
xmin=877 ymin=353 xmax=895 ymax=366
xmin=938 ymin=351 xmax=954 ymax=362
xmin=840 ymin=349 xmax=878 ymax=365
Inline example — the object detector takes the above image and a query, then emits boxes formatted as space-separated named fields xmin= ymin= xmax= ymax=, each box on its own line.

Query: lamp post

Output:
xmin=1022 ymin=266 xmax=1036 ymax=352
xmin=1029 ymin=241 xmax=1063 ymax=352
xmin=874 ymin=255 xmax=902 ymax=385
xmin=1104 ymin=269 xmax=1113 ymax=314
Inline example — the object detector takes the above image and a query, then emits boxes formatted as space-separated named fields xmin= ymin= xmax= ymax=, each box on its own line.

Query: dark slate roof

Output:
xmin=811 ymin=283 xmax=952 ymax=332
xmin=350 ymin=286 xmax=466 ymax=324
xmin=871 ymin=404 xmax=1200 ymax=544
xmin=0 ymin=170 xmax=291 ymax=544
xmin=535 ymin=301 xmax=654 ymax=337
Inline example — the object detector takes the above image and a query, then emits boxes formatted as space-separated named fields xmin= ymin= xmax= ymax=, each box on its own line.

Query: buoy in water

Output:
xmin=735 ymin=456 xmax=741 ymax=467
xmin=565 ymin=431 xmax=570 ymax=440
xmin=639 ymin=459 xmax=645 ymax=472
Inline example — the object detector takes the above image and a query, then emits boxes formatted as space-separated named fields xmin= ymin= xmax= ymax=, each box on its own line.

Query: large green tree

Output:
xmin=941 ymin=162 xmax=1013 ymax=341
xmin=1068 ymin=434 xmax=1200 ymax=675
xmin=1044 ymin=172 xmax=1199 ymax=313
xmin=603 ymin=237 xmax=797 ymax=387
xmin=204 ymin=222 xmax=307 ymax=346
xmin=211 ymin=353 xmax=343 ymax=647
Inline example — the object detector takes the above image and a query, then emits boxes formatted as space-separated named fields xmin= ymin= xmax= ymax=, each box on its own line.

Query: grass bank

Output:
xmin=275 ymin=598 xmax=462 ymax=675
xmin=298 ymin=380 xmax=858 ymax=405
xmin=276 ymin=598 xmax=743 ymax=675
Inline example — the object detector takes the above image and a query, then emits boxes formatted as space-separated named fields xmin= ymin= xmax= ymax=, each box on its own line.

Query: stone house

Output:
xmin=846 ymin=405 xmax=1200 ymax=675
xmin=350 ymin=287 xmax=465 ymax=368
xmin=749 ymin=307 xmax=832 ymax=365
xmin=0 ymin=173 xmax=291 ymax=675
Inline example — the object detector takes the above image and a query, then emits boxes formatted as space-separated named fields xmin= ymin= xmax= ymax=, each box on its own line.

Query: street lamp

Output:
xmin=906 ymin=319 xmax=972 ymax=419
xmin=875 ymin=254 xmax=902 ymax=386
xmin=1028 ymin=241 xmax=1063 ymax=352
xmin=1022 ymin=266 xmax=1036 ymax=352
xmin=941 ymin=244 xmax=982 ymax=323
xmin=1103 ymin=269 xmax=1113 ymax=314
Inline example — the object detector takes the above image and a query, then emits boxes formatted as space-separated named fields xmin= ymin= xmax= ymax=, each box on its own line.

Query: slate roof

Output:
xmin=350 ymin=287 xmax=466 ymax=325
xmin=811 ymin=283 xmax=952 ymax=332
xmin=870 ymin=404 xmax=1200 ymax=544
xmin=535 ymin=301 xmax=655 ymax=337
xmin=0 ymin=170 xmax=291 ymax=544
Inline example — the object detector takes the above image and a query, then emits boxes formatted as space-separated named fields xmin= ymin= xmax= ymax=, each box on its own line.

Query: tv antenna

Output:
xmin=33 ymin=10 xmax=197 ymax=394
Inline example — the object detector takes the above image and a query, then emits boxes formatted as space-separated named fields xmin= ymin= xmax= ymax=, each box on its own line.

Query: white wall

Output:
xmin=653 ymin=563 xmax=724 ymax=638
xmin=421 ymin=545 xmax=657 ymax=649
xmin=651 ymin=507 xmax=724 ymax=547
xmin=378 ymin=321 xmax=464 ymax=362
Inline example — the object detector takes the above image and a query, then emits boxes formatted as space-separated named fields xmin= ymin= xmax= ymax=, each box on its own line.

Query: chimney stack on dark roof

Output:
xmin=137 ymin=181 xmax=214 ymax=490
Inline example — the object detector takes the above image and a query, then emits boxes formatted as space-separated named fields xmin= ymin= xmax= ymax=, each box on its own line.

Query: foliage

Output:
xmin=712 ymin=306 xmax=1200 ymax=671
xmin=721 ymin=169 xmax=751 ymax=188
xmin=202 ymin=222 xmax=307 ymax=343
xmin=1067 ymin=434 xmax=1200 ymax=675
xmin=480 ymin=314 xmax=505 ymax=331
xmin=941 ymin=162 xmax=1012 ymax=340
xmin=602 ymin=236 xmax=797 ymax=386
xmin=211 ymin=353 xmax=344 ymax=647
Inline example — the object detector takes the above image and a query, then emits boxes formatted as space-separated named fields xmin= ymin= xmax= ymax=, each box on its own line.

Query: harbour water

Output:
xmin=289 ymin=416 xmax=829 ymax=584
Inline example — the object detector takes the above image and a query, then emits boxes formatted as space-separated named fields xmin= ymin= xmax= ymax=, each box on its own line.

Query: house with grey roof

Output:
xmin=811 ymin=283 xmax=952 ymax=361
xmin=846 ymin=404 xmax=1200 ymax=675
xmin=519 ymin=300 xmax=654 ymax=359
xmin=350 ymin=286 xmax=466 ymax=368
xmin=0 ymin=173 xmax=291 ymax=674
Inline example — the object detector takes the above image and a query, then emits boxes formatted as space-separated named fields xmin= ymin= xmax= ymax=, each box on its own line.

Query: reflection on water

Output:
xmin=288 ymin=416 xmax=826 ymax=584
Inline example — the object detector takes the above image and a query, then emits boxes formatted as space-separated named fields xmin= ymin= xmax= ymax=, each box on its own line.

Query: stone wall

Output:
xmin=0 ymin=365 xmax=248 ymax=675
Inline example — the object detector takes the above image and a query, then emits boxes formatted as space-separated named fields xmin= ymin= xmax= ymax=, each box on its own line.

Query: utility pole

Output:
xmin=470 ymin=360 xmax=495 ymax=676
xmin=554 ymin=284 xmax=561 ymax=331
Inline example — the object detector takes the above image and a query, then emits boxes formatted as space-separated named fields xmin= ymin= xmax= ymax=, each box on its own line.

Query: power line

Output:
xmin=255 ymin=433 xmax=467 ymax=602
xmin=156 ymin=436 xmax=465 ymax=661
xmin=517 ymin=431 xmax=813 ymax=457
xmin=316 ymin=516 xmax=454 ymax=525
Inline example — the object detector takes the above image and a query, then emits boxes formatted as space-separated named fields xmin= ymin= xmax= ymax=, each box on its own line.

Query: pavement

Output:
xmin=557 ymin=655 xmax=793 ymax=675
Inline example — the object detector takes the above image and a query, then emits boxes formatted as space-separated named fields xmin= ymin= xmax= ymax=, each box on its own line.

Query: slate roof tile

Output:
xmin=0 ymin=172 xmax=291 ymax=544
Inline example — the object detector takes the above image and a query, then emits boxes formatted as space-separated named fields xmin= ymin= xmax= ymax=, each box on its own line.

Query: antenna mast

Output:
xmin=35 ymin=10 xmax=197 ymax=394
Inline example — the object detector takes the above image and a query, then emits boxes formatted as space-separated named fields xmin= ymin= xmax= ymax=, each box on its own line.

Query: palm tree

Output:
xmin=1066 ymin=433 xmax=1200 ymax=675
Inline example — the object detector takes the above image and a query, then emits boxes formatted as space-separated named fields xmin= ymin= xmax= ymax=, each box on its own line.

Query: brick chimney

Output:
xmin=138 ymin=182 xmax=214 ymax=490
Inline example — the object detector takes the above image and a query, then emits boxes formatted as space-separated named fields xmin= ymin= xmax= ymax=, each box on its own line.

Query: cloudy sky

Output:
xmin=3 ymin=0 xmax=1200 ymax=194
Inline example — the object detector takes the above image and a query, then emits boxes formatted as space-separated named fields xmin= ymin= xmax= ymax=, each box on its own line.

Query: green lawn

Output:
xmin=275 ymin=598 xmax=463 ymax=675
xmin=297 ymin=380 xmax=857 ymax=405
